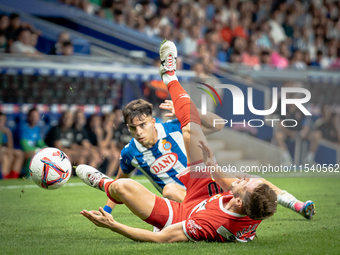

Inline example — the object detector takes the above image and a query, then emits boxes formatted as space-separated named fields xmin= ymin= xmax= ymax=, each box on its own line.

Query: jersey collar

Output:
xmin=133 ymin=123 xmax=166 ymax=152
xmin=219 ymin=196 xmax=246 ymax=217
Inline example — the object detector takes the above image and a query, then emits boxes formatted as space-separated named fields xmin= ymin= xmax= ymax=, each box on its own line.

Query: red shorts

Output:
xmin=145 ymin=162 xmax=226 ymax=229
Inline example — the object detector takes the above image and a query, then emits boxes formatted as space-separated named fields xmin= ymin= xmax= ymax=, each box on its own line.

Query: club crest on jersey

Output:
xmin=150 ymin=153 xmax=178 ymax=175
xmin=162 ymin=140 xmax=172 ymax=150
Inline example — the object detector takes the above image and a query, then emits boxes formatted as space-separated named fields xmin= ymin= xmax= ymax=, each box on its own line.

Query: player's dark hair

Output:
xmin=242 ymin=183 xmax=277 ymax=220
xmin=123 ymin=99 xmax=153 ymax=124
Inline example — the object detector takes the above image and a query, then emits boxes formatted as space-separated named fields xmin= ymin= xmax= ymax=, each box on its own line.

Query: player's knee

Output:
xmin=15 ymin=149 xmax=24 ymax=158
xmin=109 ymin=179 xmax=132 ymax=196
xmin=163 ymin=183 xmax=186 ymax=202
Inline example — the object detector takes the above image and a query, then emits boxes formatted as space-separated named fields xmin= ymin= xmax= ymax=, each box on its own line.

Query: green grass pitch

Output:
xmin=0 ymin=177 xmax=339 ymax=255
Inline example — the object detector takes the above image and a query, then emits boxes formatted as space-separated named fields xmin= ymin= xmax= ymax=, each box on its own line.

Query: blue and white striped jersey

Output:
xmin=120 ymin=119 xmax=187 ymax=193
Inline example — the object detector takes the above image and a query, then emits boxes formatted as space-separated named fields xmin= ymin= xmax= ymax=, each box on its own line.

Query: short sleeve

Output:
xmin=19 ymin=123 xmax=29 ymax=140
xmin=164 ymin=119 xmax=182 ymax=132
xmin=119 ymin=147 xmax=135 ymax=174
xmin=182 ymin=218 xmax=214 ymax=242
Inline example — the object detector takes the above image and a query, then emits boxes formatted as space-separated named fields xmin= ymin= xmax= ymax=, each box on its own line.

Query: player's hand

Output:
xmin=198 ymin=140 xmax=214 ymax=167
xmin=80 ymin=207 xmax=115 ymax=229
xmin=159 ymin=100 xmax=175 ymax=117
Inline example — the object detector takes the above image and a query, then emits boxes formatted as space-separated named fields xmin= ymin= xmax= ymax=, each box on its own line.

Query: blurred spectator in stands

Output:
xmin=113 ymin=111 xmax=131 ymax=152
xmin=310 ymin=50 xmax=323 ymax=67
xmin=269 ymin=10 xmax=287 ymax=45
xmin=45 ymin=111 xmax=86 ymax=165
xmin=50 ymin=32 xmax=71 ymax=55
xmin=242 ymin=40 xmax=260 ymax=67
xmin=303 ymin=50 xmax=311 ymax=66
xmin=145 ymin=15 xmax=160 ymax=37
xmin=192 ymin=61 xmax=206 ymax=78
xmin=113 ymin=9 xmax=125 ymax=25
xmin=260 ymin=50 xmax=271 ymax=67
xmin=135 ymin=13 xmax=147 ymax=33
xmin=102 ymin=0 xmax=117 ymax=21
xmin=0 ymin=31 xmax=6 ymax=53
xmin=19 ymin=108 xmax=46 ymax=163
xmin=10 ymin=28 xmax=40 ymax=56
xmin=330 ymin=48 xmax=340 ymax=69
xmin=80 ymin=0 xmax=97 ymax=15
xmin=6 ymin=13 xmax=21 ymax=49
xmin=291 ymin=50 xmax=307 ymax=69
xmin=229 ymin=37 xmax=247 ymax=63
xmin=159 ymin=24 xmax=173 ymax=42
xmin=73 ymin=110 xmax=100 ymax=167
xmin=283 ymin=13 xmax=295 ymax=39
xmin=95 ymin=8 xmax=106 ymax=19
xmin=316 ymin=112 xmax=340 ymax=144
xmin=271 ymin=41 xmax=290 ymax=69
xmin=60 ymin=41 xmax=74 ymax=56
xmin=302 ymin=105 xmax=339 ymax=165
xmin=275 ymin=95 xmax=313 ymax=166
xmin=143 ymin=58 xmax=169 ymax=115
xmin=85 ymin=114 xmax=102 ymax=148
xmin=293 ymin=27 xmax=314 ymax=57
xmin=314 ymin=35 xmax=326 ymax=55
xmin=102 ymin=113 xmax=120 ymax=176
xmin=255 ymin=20 xmax=273 ymax=49
xmin=220 ymin=12 xmax=247 ymax=45
xmin=0 ymin=14 xmax=9 ymax=34
xmin=0 ymin=112 xmax=24 ymax=179
xmin=84 ymin=114 xmax=116 ymax=175
xmin=0 ymin=15 xmax=9 ymax=51
xmin=30 ymin=30 xmax=41 ymax=50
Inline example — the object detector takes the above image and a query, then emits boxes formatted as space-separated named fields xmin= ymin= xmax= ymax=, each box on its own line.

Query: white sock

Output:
xmin=162 ymin=73 xmax=178 ymax=86
xmin=277 ymin=190 xmax=300 ymax=211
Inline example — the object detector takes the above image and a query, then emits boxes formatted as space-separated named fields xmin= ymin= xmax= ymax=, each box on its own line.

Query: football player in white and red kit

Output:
xmin=76 ymin=40 xmax=315 ymax=243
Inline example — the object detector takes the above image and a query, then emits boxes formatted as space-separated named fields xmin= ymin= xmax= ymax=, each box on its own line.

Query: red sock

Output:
xmin=2 ymin=173 xmax=10 ymax=179
xmin=100 ymin=179 xmax=124 ymax=204
xmin=167 ymin=80 xmax=201 ymax=128
xmin=10 ymin=171 xmax=20 ymax=179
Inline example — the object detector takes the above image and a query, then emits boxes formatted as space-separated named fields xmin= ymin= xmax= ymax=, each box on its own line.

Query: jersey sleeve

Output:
xmin=182 ymin=217 xmax=215 ymax=242
xmin=119 ymin=146 xmax=135 ymax=174
xmin=165 ymin=119 xmax=182 ymax=132
xmin=219 ymin=219 xmax=261 ymax=242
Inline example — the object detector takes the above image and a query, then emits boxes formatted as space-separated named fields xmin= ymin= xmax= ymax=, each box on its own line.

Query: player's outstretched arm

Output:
xmin=81 ymin=207 xmax=188 ymax=243
xmin=160 ymin=100 xmax=224 ymax=135
xmin=198 ymin=140 xmax=238 ymax=191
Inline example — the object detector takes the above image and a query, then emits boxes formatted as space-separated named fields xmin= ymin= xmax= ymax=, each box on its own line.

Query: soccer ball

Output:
xmin=29 ymin=148 xmax=72 ymax=190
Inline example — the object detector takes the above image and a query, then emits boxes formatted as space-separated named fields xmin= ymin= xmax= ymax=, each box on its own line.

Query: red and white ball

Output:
xmin=29 ymin=148 xmax=72 ymax=190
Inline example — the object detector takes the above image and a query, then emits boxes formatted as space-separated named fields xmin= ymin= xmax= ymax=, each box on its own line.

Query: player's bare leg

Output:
xmin=11 ymin=149 xmax=24 ymax=178
xmin=162 ymin=183 xmax=186 ymax=202
xmin=0 ymin=148 xmax=11 ymax=178
xmin=76 ymin=164 xmax=155 ymax=220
